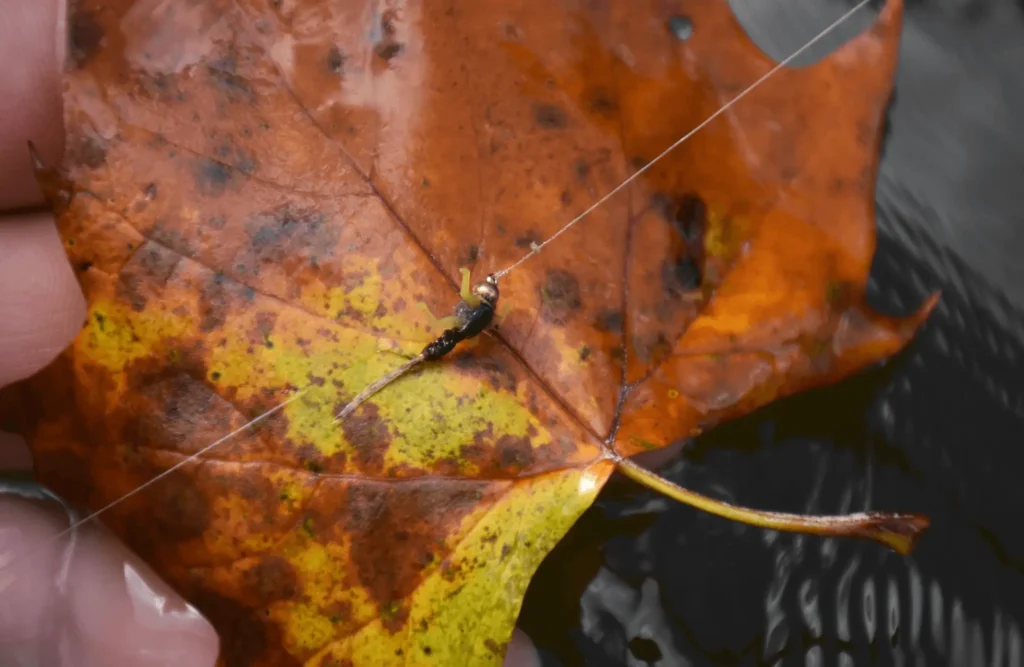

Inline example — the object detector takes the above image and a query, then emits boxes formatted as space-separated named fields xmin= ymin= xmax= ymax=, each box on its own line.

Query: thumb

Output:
xmin=0 ymin=483 xmax=220 ymax=667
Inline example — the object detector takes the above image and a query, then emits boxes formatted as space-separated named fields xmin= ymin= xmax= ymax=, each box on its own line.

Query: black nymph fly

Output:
xmin=334 ymin=269 xmax=500 ymax=422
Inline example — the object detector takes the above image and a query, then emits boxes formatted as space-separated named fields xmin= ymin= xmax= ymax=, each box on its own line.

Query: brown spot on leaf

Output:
xmin=345 ymin=481 xmax=489 ymax=628
xmin=71 ymin=135 xmax=107 ymax=169
xmin=240 ymin=205 xmax=337 ymax=278
xmin=589 ymin=89 xmax=617 ymax=117
xmin=593 ymin=309 xmax=624 ymax=333
xmin=117 ymin=241 xmax=181 ymax=312
xmin=341 ymin=403 xmax=391 ymax=474
xmin=533 ymin=103 xmax=567 ymax=129
xmin=663 ymin=256 xmax=702 ymax=295
xmin=120 ymin=371 xmax=229 ymax=450
xmin=326 ymin=45 xmax=346 ymax=74
xmin=68 ymin=6 xmax=103 ymax=68
xmin=375 ymin=12 xmax=404 ymax=62
xmin=189 ymin=589 xmax=301 ymax=667
xmin=376 ymin=41 xmax=404 ymax=61
xmin=144 ymin=469 xmax=213 ymax=543
xmin=207 ymin=53 xmax=255 ymax=103
xmin=198 ymin=273 xmax=231 ymax=332
xmin=244 ymin=555 xmax=298 ymax=602
xmin=193 ymin=158 xmax=236 ymax=197
xmin=496 ymin=435 xmax=535 ymax=471
xmin=539 ymin=269 xmax=582 ymax=324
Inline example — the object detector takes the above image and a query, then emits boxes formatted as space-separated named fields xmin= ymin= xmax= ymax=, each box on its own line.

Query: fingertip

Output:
xmin=67 ymin=523 xmax=221 ymax=667
xmin=0 ymin=212 xmax=85 ymax=387
xmin=0 ymin=0 xmax=67 ymax=209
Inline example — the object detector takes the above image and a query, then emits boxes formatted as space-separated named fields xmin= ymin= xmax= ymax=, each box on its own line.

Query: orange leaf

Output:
xmin=17 ymin=0 xmax=934 ymax=665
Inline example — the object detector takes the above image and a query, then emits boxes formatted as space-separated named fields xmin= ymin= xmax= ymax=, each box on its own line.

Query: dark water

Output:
xmin=517 ymin=1 xmax=1024 ymax=665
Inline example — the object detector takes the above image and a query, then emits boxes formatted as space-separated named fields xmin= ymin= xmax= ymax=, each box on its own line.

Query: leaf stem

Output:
xmin=615 ymin=457 xmax=929 ymax=555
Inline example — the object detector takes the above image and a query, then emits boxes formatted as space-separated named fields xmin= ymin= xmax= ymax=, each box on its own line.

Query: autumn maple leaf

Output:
xmin=14 ymin=0 xmax=934 ymax=665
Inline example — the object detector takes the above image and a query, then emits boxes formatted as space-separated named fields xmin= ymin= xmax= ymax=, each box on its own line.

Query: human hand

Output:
xmin=0 ymin=1 xmax=539 ymax=665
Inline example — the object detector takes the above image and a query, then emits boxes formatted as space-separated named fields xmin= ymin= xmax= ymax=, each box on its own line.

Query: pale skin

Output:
xmin=0 ymin=1 xmax=543 ymax=665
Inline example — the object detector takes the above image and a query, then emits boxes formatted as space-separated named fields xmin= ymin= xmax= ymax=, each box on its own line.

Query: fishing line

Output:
xmin=8 ymin=0 xmax=877 ymax=570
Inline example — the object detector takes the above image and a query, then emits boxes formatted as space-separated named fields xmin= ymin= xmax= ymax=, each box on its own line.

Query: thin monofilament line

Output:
xmin=7 ymin=389 xmax=306 ymax=570
xmin=492 ymin=0 xmax=872 ymax=281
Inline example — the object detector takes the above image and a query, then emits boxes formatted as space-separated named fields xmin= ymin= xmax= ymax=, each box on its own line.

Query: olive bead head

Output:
xmin=473 ymin=275 xmax=499 ymax=308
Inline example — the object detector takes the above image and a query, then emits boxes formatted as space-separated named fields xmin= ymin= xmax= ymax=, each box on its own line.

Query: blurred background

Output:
xmin=518 ymin=0 xmax=1024 ymax=665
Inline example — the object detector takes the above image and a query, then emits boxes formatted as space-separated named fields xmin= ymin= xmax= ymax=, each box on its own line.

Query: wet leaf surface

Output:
xmin=17 ymin=0 xmax=933 ymax=664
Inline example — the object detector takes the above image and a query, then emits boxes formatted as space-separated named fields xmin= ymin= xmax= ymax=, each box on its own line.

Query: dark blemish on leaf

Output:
xmin=560 ymin=189 xmax=572 ymax=206
xmin=649 ymin=192 xmax=674 ymax=221
xmin=345 ymin=481 xmax=487 ymax=630
xmin=514 ymin=231 xmax=542 ymax=249
xmin=207 ymin=54 xmax=255 ymax=103
xmin=533 ymin=103 xmax=567 ymax=129
xmin=674 ymin=193 xmax=706 ymax=245
xmin=75 ymin=136 xmax=107 ymax=169
xmin=215 ymin=140 xmax=258 ymax=174
xmin=68 ymin=8 xmax=103 ymax=68
xmin=630 ymin=155 xmax=647 ymax=170
xmin=464 ymin=244 xmax=479 ymax=264
xmin=666 ymin=256 xmax=702 ymax=293
xmin=496 ymin=435 xmax=535 ymax=471
xmin=76 ymin=261 xmax=92 ymax=273
xmin=146 ymin=469 xmax=213 ymax=542
xmin=254 ymin=311 xmax=277 ymax=348
xmin=610 ymin=346 xmax=626 ymax=361
xmin=575 ymin=160 xmax=591 ymax=182
xmin=326 ymin=45 xmax=346 ymax=74
xmin=375 ymin=41 xmax=404 ymax=61
xmin=116 ymin=241 xmax=180 ymax=312
xmin=241 ymin=206 xmax=337 ymax=275
xmin=341 ymin=403 xmax=390 ymax=474
xmin=307 ymin=374 xmax=325 ymax=387
xmin=148 ymin=222 xmax=198 ymax=257
xmin=668 ymin=15 xmax=694 ymax=41
xmin=143 ymin=183 xmax=158 ymax=199
xmin=193 ymin=158 xmax=235 ymax=197
xmin=594 ymin=309 xmax=624 ymax=334
xmin=633 ymin=332 xmax=671 ymax=364
xmin=245 ymin=556 xmax=298 ymax=602
xmin=589 ymin=89 xmax=617 ymax=117
xmin=188 ymin=590 xmax=299 ymax=667
xmin=210 ymin=371 xmax=221 ymax=381
xmin=539 ymin=269 xmax=582 ymax=325
xmin=579 ymin=345 xmax=591 ymax=362
xmin=198 ymin=273 xmax=231 ymax=332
